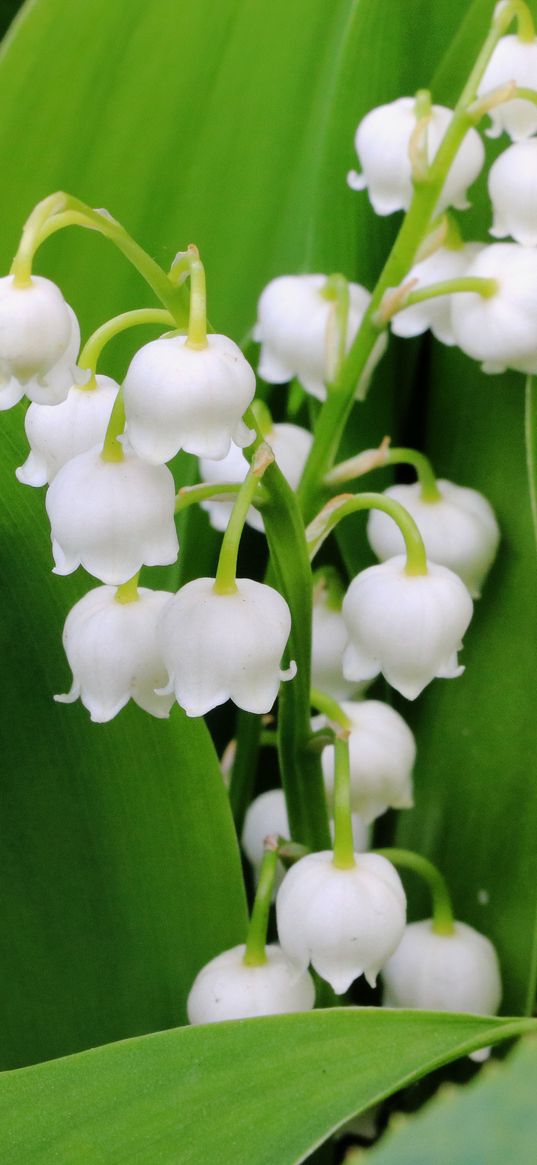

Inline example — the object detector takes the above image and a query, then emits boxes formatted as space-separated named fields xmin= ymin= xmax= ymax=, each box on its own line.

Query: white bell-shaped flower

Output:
xmin=478 ymin=33 xmax=537 ymax=141
xmin=45 ymin=446 xmax=179 ymax=584
xmin=16 ymin=375 xmax=120 ymax=487
xmin=199 ymin=422 xmax=313 ymax=534
xmin=312 ymin=578 xmax=369 ymax=701
xmin=321 ymin=700 xmax=415 ymax=825
xmin=276 ymin=851 xmax=406 ymax=993
xmin=450 ymin=242 xmax=537 ymax=374
xmin=390 ymin=243 xmax=483 ymax=345
xmin=123 ymin=333 xmax=255 ymax=464
xmin=349 ymin=98 xmax=484 ymax=216
xmin=382 ymin=919 xmax=502 ymax=1015
xmin=342 ymin=556 xmax=473 ymax=700
xmin=157 ymin=577 xmax=296 ymax=717
xmin=0 ymin=275 xmax=81 ymax=410
xmin=488 ymin=139 xmax=537 ymax=246
xmin=187 ymin=943 xmax=315 ymax=1025
xmin=55 ymin=585 xmax=174 ymax=722
xmin=367 ymin=481 xmax=500 ymax=598
xmin=254 ymin=274 xmax=386 ymax=401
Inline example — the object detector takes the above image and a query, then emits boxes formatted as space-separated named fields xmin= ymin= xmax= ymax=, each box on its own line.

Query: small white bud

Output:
xmin=276 ymin=851 xmax=406 ymax=993
xmin=187 ymin=943 xmax=315 ymax=1024
xmin=0 ymin=275 xmax=81 ymax=409
xmin=55 ymin=585 xmax=174 ymax=722
xmin=342 ymin=556 xmax=474 ymax=700
xmin=311 ymin=583 xmax=369 ymax=701
xmin=382 ymin=919 xmax=502 ymax=1015
xmin=123 ymin=333 xmax=256 ymax=464
xmin=390 ymin=244 xmax=483 ymax=345
xmin=199 ymin=422 xmax=313 ymax=533
xmin=489 ymin=139 xmax=537 ymax=246
xmin=157 ymin=577 xmax=296 ymax=716
xmin=45 ymin=446 xmax=179 ymax=584
xmin=351 ymin=99 xmax=484 ymax=216
xmin=478 ymin=34 xmax=537 ymax=141
xmin=16 ymin=375 xmax=120 ymax=487
xmin=242 ymin=789 xmax=290 ymax=895
xmin=254 ymin=274 xmax=386 ymax=401
xmin=450 ymin=242 xmax=537 ymax=374
xmin=321 ymin=700 xmax=415 ymax=825
xmin=367 ymin=481 xmax=500 ymax=598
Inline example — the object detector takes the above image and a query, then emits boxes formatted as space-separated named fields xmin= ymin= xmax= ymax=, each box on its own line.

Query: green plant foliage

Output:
xmin=364 ymin=1036 xmax=537 ymax=1165
xmin=0 ymin=1009 xmax=534 ymax=1165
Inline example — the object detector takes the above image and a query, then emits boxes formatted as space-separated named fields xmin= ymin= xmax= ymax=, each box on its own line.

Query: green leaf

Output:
xmin=0 ymin=1010 xmax=534 ymax=1165
xmin=363 ymin=1036 xmax=537 ymax=1165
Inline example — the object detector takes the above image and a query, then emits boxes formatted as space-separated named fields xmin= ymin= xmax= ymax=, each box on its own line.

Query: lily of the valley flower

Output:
xmin=276 ymin=851 xmax=406 ymax=994
xmin=450 ymin=242 xmax=537 ymax=373
xmin=311 ymin=577 xmax=368 ymax=701
xmin=367 ymin=480 xmax=500 ymax=598
xmin=123 ymin=333 xmax=256 ymax=463
xmin=382 ymin=918 xmax=502 ymax=1017
xmin=45 ymin=446 xmax=179 ymax=584
xmin=342 ymin=556 xmax=474 ymax=700
xmin=55 ymin=585 xmax=174 ymax=722
xmin=488 ymin=139 xmax=537 ymax=246
xmin=16 ymin=375 xmax=120 ymax=487
xmin=321 ymin=700 xmax=416 ymax=825
xmin=349 ymin=98 xmax=484 ymax=216
xmin=157 ymin=577 xmax=296 ymax=717
xmin=0 ymin=275 xmax=81 ymax=410
xmin=187 ymin=943 xmax=315 ymax=1024
xmin=478 ymin=32 xmax=537 ymax=141
xmin=390 ymin=243 xmax=483 ymax=345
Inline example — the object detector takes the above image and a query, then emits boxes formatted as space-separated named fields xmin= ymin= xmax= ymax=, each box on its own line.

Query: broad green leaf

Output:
xmin=0 ymin=1009 xmax=534 ymax=1165
xmin=364 ymin=1036 xmax=537 ymax=1165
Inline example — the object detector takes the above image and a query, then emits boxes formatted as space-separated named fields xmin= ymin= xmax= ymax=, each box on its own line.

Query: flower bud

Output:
xmin=45 ymin=446 xmax=179 ymax=584
xmin=350 ymin=99 xmax=484 ymax=216
xmin=123 ymin=333 xmax=255 ymax=464
xmin=321 ymin=700 xmax=415 ymax=825
xmin=254 ymin=274 xmax=386 ymax=401
xmin=342 ymin=556 xmax=473 ymax=700
xmin=382 ymin=919 xmax=502 ymax=1016
xmin=157 ymin=577 xmax=296 ymax=716
xmin=16 ymin=375 xmax=120 ymax=487
xmin=187 ymin=943 xmax=315 ymax=1024
xmin=390 ymin=243 xmax=482 ymax=345
xmin=311 ymin=579 xmax=368 ymax=701
xmin=199 ymin=422 xmax=312 ymax=533
xmin=488 ymin=139 xmax=537 ymax=246
xmin=55 ymin=585 xmax=174 ymax=722
xmin=478 ymin=34 xmax=537 ymax=141
xmin=276 ymin=851 xmax=406 ymax=993
xmin=367 ymin=481 xmax=500 ymax=598
xmin=0 ymin=275 xmax=81 ymax=409
xmin=450 ymin=242 xmax=537 ymax=374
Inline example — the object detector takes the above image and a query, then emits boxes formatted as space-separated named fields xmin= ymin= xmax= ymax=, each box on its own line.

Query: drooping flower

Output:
xmin=321 ymin=700 xmax=416 ymax=825
xmin=0 ymin=275 xmax=81 ymax=409
xmin=342 ymin=556 xmax=473 ymax=700
xmin=123 ymin=333 xmax=256 ymax=464
xmin=45 ymin=446 xmax=179 ymax=584
xmin=382 ymin=919 xmax=502 ymax=1016
xmin=157 ymin=577 xmax=296 ymax=717
xmin=349 ymin=98 xmax=484 ymax=216
xmin=477 ymin=33 xmax=537 ymax=141
xmin=55 ymin=585 xmax=174 ymax=722
xmin=488 ymin=139 xmax=537 ymax=246
xmin=390 ymin=243 xmax=483 ymax=345
xmin=199 ymin=422 xmax=313 ymax=533
xmin=367 ymin=481 xmax=500 ymax=598
xmin=254 ymin=274 xmax=386 ymax=401
xmin=187 ymin=943 xmax=315 ymax=1024
xmin=450 ymin=242 xmax=537 ymax=374
xmin=311 ymin=573 xmax=369 ymax=702
xmin=276 ymin=851 xmax=406 ymax=994
xmin=16 ymin=375 xmax=120 ymax=487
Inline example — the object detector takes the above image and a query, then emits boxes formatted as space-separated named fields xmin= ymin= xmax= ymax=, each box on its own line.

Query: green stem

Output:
xmin=101 ymin=387 xmax=126 ymax=463
xmin=393 ymin=276 xmax=497 ymax=317
xmin=10 ymin=193 xmax=67 ymax=285
xmin=503 ymin=0 xmax=535 ymax=41
xmin=185 ymin=247 xmax=208 ymax=349
xmin=213 ymin=445 xmax=273 ymax=594
xmin=115 ymin=573 xmax=140 ymax=604
xmin=78 ymin=308 xmax=175 ymax=374
xmin=332 ymin=734 xmax=355 ymax=870
xmin=175 ymin=480 xmax=246 ymax=513
xmin=525 ymin=376 xmax=537 ymax=554
xmin=322 ymin=274 xmax=350 ymax=386
xmin=513 ymin=85 xmax=537 ymax=105
xmin=228 ymin=711 xmax=263 ymax=835
xmin=310 ymin=688 xmax=352 ymax=731
xmin=307 ymin=492 xmax=428 ymax=576
xmin=243 ymin=846 xmax=279 ymax=966
xmin=375 ymin=847 xmax=455 ymax=935
xmin=325 ymin=444 xmax=441 ymax=502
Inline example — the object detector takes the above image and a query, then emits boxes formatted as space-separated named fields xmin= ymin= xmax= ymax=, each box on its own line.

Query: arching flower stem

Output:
xmin=242 ymin=843 xmax=279 ymax=967
xmin=307 ymin=492 xmax=428 ymax=576
xmin=374 ymin=848 xmax=455 ymax=935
